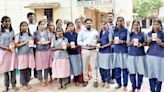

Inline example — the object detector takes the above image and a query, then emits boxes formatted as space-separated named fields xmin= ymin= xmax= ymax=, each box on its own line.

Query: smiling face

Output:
xmin=132 ymin=21 xmax=141 ymax=33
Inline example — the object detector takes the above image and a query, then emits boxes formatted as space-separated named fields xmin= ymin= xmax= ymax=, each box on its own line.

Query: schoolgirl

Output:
xmin=127 ymin=20 xmax=147 ymax=92
xmin=64 ymin=22 xmax=82 ymax=86
xmin=96 ymin=20 xmax=113 ymax=88
xmin=34 ymin=20 xmax=51 ymax=86
xmin=112 ymin=16 xmax=128 ymax=90
xmin=146 ymin=19 xmax=164 ymax=92
xmin=51 ymin=27 xmax=70 ymax=89
xmin=0 ymin=16 xmax=19 ymax=92
xmin=15 ymin=21 xmax=35 ymax=90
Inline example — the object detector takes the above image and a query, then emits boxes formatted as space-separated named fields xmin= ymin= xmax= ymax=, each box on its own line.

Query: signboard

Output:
xmin=77 ymin=0 xmax=115 ymax=6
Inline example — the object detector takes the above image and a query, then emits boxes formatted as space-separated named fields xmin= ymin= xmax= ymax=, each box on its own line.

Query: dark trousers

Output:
xmin=149 ymin=78 xmax=162 ymax=92
xmin=114 ymin=68 xmax=128 ymax=87
xmin=74 ymin=76 xmax=79 ymax=82
xmin=111 ymin=69 xmax=115 ymax=79
xmin=4 ymin=69 xmax=16 ymax=88
xmin=20 ymin=68 xmax=31 ymax=85
xmin=37 ymin=69 xmax=49 ymax=81
xmin=100 ymin=68 xmax=110 ymax=83
xmin=130 ymin=74 xmax=143 ymax=90
xmin=49 ymin=68 xmax=52 ymax=77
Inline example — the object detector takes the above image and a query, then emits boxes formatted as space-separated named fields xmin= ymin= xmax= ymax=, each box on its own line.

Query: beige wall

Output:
xmin=0 ymin=0 xmax=133 ymax=33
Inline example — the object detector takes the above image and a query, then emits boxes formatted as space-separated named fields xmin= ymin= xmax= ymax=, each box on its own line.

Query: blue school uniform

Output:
xmin=97 ymin=31 xmax=113 ymax=83
xmin=146 ymin=31 xmax=164 ymax=92
xmin=127 ymin=32 xmax=147 ymax=90
xmin=64 ymin=32 xmax=82 ymax=77
xmin=113 ymin=28 xmax=128 ymax=87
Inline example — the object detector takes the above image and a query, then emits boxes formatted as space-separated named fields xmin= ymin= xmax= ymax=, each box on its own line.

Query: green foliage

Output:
xmin=133 ymin=0 xmax=163 ymax=19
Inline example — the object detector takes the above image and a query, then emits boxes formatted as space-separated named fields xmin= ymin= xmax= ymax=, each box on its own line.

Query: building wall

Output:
xmin=0 ymin=0 xmax=133 ymax=34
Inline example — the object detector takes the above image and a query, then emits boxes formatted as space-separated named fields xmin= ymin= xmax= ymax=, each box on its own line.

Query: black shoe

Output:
xmin=83 ymin=81 xmax=88 ymax=87
xmin=93 ymin=82 xmax=98 ymax=88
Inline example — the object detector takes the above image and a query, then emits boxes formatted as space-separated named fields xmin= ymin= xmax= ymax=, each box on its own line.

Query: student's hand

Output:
xmin=147 ymin=37 xmax=152 ymax=43
xmin=96 ymin=46 xmax=104 ymax=49
xmin=119 ymin=40 xmax=125 ymax=44
xmin=5 ymin=47 xmax=12 ymax=51
xmin=157 ymin=38 xmax=162 ymax=46
xmin=24 ymin=40 xmax=29 ymax=44
xmin=137 ymin=43 xmax=142 ymax=48
xmin=70 ymin=46 xmax=79 ymax=50
xmin=59 ymin=48 xmax=65 ymax=51
xmin=96 ymin=46 xmax=101 ymax=49
xmin=130 ymin=40 xmax=134 ymax=45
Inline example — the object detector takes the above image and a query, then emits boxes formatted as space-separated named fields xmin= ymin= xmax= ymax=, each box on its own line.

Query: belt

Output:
xmin=83 ymin=48 xmax=96 ymax=50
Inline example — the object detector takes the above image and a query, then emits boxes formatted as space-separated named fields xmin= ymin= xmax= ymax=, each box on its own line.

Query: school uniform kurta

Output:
xmin=97 ymin=31 xmax=113 ymax=69
xmin=127 ymin=32 xmax=147 ymax=75
xmin=34 ymin=30 xmax=51 ymax=70
xmin=15 ymin=33 xmax=35 ymax=70
xmin=51 ymin=38 xmax=70 ymax=78
xmin=64 ymin=32 xmax=82 ymax=76
xmin=146 ymin=31 xmax=164 ymax=82
xmin=113 ymin=28 xmax=128 ymax=69
xmin=0 ymin=30 xmax=17 ymax=74
xmin=113 ymin=28 xmax=129 ymax=86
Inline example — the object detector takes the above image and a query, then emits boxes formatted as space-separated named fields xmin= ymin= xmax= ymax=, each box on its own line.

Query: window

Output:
xmin=44 ymin=9 xmax=53 ymax=22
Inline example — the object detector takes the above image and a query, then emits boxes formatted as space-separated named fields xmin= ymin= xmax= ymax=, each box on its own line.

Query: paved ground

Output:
xmin=0 ymin=73 xmax=164 ymax=92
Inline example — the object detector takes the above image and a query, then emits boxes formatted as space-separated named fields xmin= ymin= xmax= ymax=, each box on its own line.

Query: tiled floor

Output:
xmin=0 ymin=74 xmax=163 ymax=92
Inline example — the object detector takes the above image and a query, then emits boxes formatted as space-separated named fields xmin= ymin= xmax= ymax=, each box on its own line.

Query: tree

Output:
xmin=133 ymin=0 xmax=163 ymax=19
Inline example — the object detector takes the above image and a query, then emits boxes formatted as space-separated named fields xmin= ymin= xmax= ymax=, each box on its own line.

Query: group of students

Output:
xmin=0 ymin=12 xmax=164 ymax=92
xmin=96 ymin=16 xmax=164 ymax=92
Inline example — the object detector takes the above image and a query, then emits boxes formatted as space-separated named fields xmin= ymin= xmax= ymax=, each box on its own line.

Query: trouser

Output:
xmin=149 ymin=78 xmax=162 ymax=92
xmin=49 ymin=68 xmax=52 ymax=76
xmin=4 ymin=69 xmax=17 ymax=88
xmin=130 ymin=74 xmax=143 ymax=90
xmin=82 ymin=49 xmax=98 ymax=82
xmin=37 ymin=69 xmax=49 ymax=81
xmin=20 ymin=68 xmax=31 ymax=85
xmin=100 ymin=68 xmax=110 ymax=83
xmin=114 ymin=68 xmax=128 ymax=87
xmin=111 ymin=69 xmax=115 ymax=79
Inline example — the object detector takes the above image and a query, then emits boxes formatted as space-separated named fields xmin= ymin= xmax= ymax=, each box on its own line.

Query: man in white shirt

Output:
xmin=77 ymin=18 xmax=99 ymax=87
xmin=27 ymin=12 xmax=37 ymax=78
xmin=27 ymin=12 xmax=37 ymax=35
